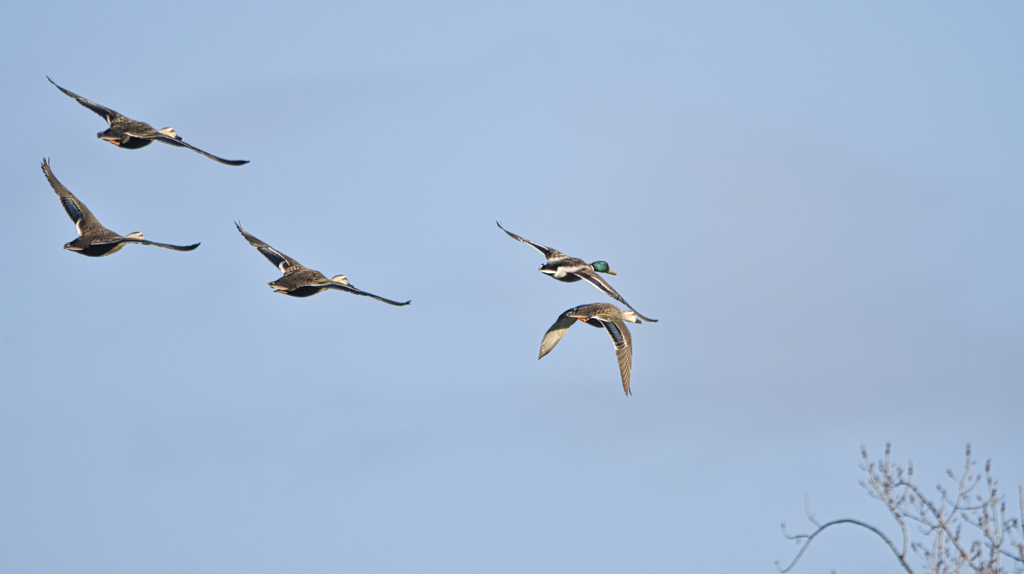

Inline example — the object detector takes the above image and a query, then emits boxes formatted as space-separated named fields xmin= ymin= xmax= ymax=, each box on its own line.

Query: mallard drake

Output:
xmin=496 ymin=221 xmax=657 ymax=322
xmin=47 ymin=77 xmax=249 ymax=166
xmin=41 ymin=159 xmax=200 ymax=257
xmin=539 ymin=302 xmax=640 ymax=396
xmin=235 ymin=223 xmax=410 ymax=306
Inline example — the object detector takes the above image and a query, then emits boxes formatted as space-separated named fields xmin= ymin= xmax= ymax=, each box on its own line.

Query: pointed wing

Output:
xmin=127 ymin=238 xmax=200 ymax=251
xmin=325 ymin=282 xmax=411 ymax=306
xmin=40 ymin=158 xmax=102 ymax=236
xmin=539 ymin=309 xmax=578 ymax=359
xmin=47 ymin=77 xmax=122 ymax=126
xmin=600 ymin=318 xmax=633 ymax=396
xmin=152 ymin=133 xmax=249 ymax=166
xmin=496 ymin=221 xmax=566 ymax=260
xmin=235 ymin=223 xmax=304 ymax=273
xmin=575 ymin=271 xmax=658 ymax=322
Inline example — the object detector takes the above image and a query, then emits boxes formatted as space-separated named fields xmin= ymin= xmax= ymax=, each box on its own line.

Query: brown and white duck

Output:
xmin=539 ymin=302 xmax=640 ymax=396
xmin=41 ymin=159 xmax=200 ymax=257
xmin=48 ymin=77 xmax=249 ymax=166
xmin=235 ymin=223 xmax=410 ymax=306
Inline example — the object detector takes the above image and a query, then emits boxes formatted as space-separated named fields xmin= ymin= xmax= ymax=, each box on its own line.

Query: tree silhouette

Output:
xmin=779 ymin=444 xmax=1024 ymax=574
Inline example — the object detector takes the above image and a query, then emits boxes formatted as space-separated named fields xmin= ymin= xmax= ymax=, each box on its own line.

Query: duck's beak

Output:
xmin=607 ymin=269 xmax=617 ymax=275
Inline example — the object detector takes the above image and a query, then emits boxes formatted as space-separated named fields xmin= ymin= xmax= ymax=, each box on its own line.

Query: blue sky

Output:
xmin=2 ymin=1 xmax=1022 ymax=572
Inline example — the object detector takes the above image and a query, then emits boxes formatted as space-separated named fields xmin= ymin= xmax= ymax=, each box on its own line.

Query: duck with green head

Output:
xmin=496 ymin=221 xmax=657 ymax=322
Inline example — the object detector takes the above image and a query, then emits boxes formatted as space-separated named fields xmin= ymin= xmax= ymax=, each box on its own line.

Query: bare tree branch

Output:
xmin=779 ymin=444 xmax=1024 ymax=574
xmin=776 ymin=517 xmax=915 ymax=574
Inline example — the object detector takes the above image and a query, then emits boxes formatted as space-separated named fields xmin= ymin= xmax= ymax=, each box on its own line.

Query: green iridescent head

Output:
xmin=591 ymin=261 xmax=616 ymax=275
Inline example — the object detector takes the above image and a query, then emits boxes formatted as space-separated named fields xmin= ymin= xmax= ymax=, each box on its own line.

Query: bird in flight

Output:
xmin=48 ymin=77 xmax=249 ymax=166
xmin=539 ymin=302 xmax=641 ymax=396
xmin=235 ymin=223 xmax=411 ymax=306
xmin=497 ymin=221 xmax=657 ymax=322
xmin=41 ymin=158 xmax=200 ymax=257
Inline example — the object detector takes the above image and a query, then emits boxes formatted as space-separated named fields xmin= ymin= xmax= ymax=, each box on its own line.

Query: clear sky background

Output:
xmin=1 ymin=2 xmax=1022 ymax=572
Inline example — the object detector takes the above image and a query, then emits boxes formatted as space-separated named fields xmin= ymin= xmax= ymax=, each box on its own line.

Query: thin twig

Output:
xmin=805 ymin=495 xmax=821 ymax=528
xmin=777 ymin=518 xmax=915 ymax=574
xmin=781 ymin=445 xmax=1024 ymax=574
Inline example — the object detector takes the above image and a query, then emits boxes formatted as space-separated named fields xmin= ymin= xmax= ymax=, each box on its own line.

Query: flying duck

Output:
xmin=41 ymin=158 xmax=200 ymax=257
xmin=539 ymin=302 xmax=640 ymax=396
xmin=235 ymin=223 xmax=410 ymax=306
xmin=48 ymin=77 xmax=249 ymax=166
xmin=497 ymin=221 xmax=657 ymax=322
